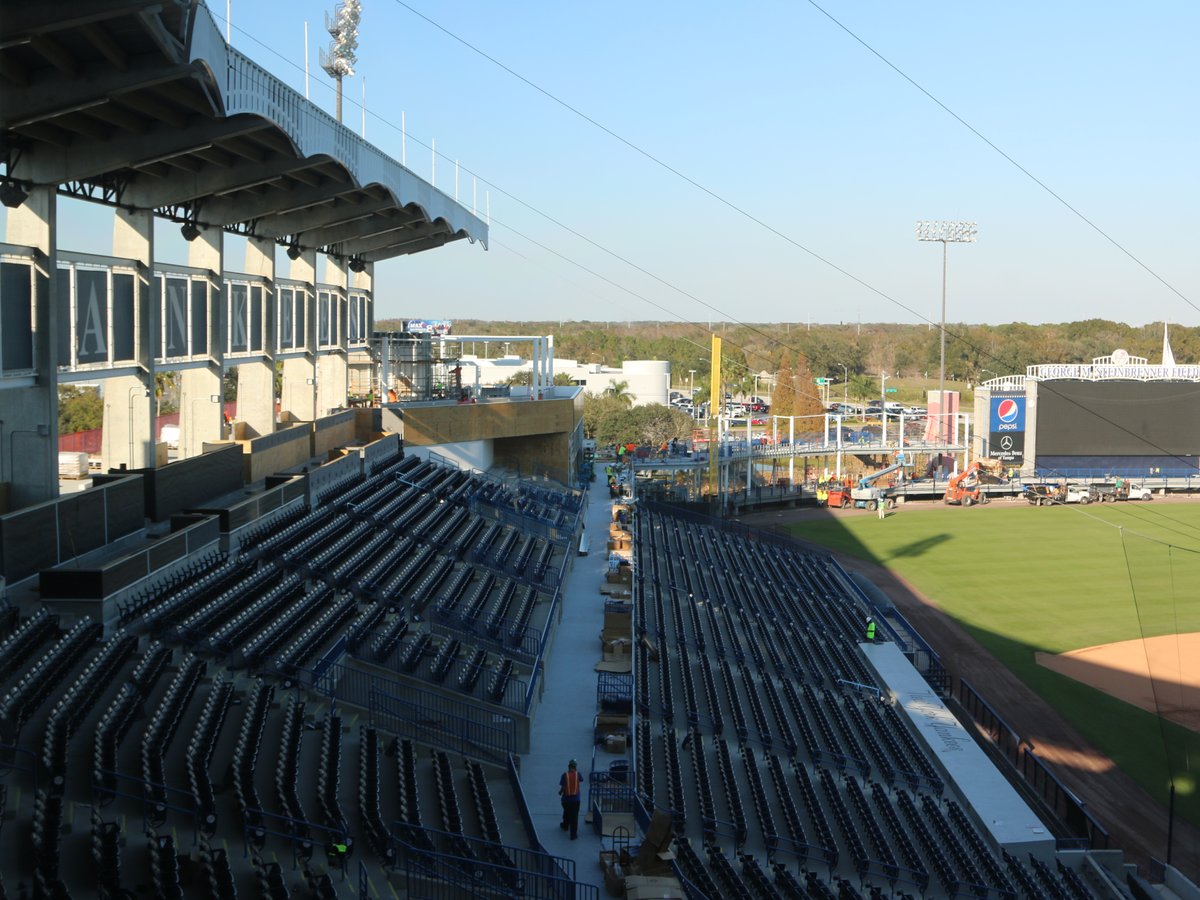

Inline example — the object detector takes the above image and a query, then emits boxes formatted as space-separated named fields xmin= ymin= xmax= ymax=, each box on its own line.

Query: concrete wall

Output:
xmin=494 ymin=432 xmax=570 ymax=481
xmin=399 ymin=396 xmax=578 ymax=446
xmin=397 ymin=396 xmax=581 ymax=477
xmin=407 ymin=440 xmax=494 ymax=473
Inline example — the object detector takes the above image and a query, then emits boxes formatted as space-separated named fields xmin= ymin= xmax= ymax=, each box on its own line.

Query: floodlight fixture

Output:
xmin=286 ymin=240 xmax=302 ymax=261
xmin=180 ymin=220 xmax=201 ymax=242
xmin=348 ymin=255 xmax=366 ymax=273
xmin=915 ymin=220 xmax=977 ymax=244
xmin=320 ymin=1 xmax=363 ymax=123
xmin=0 ymin=180 xmax=29 ymax=209
xmin=916 ymin=219 xmax=978 ymax=449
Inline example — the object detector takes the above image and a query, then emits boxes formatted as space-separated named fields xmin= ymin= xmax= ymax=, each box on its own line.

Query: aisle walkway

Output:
xmin=519 ymin=465 xmax=619 ymax=889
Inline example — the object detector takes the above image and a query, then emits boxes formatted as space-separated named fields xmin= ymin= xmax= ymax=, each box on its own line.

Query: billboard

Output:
xmin=405 ymin=319 xmax=452 ymax=336
xmin=989 ymin=395 xmax=1026 ymax=463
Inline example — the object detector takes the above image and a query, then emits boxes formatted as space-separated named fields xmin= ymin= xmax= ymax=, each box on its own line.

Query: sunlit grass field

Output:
xmin=787 ymin=500 xmax=1200 ymax=821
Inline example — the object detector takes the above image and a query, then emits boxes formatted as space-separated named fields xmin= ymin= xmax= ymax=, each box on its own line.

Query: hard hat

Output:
xmin=568 ymin=759 xmax=578 ymax=768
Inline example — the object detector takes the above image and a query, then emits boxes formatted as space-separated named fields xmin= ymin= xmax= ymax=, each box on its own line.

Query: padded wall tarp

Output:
xmin=141 ymin=444 xmax=243 ymax=521
xmin=0 ymin=475 xmax=144 ymax=583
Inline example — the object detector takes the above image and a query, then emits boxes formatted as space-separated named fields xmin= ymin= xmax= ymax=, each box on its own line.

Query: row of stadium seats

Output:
xmin=638 ymin=505 xmax=1060 ymax=896
xmin=0 ymin=449 xmax=579 ymax=896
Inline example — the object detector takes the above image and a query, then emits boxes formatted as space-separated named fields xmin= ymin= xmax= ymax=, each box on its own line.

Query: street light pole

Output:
xmin=916 ymin=220 xmax=977 ymax=445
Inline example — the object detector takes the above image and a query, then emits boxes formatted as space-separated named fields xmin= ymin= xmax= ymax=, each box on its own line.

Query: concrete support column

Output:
xmin=318 ymin=254 xmax=348 ymax=416
xmin=281 ymin=250 xmax=317 ymax=421
xmin=547 ymin=334 xmax=555 ymax=391
xmin=351 ymin=262 xmax=374 ymax=398
xmin=103 ymin=209 xmax=157 ymax=470
xmin=180 ymin=226 xmax=224 ymax=457
xmin=529 ymin=338 xmax=540 ymax=398
xmin=237 ymin=236 xmax=277 ymax=438
xmin=2 ymin=186 xmax=59 ymax=507
xmin=102 ymin=376 xmax=153 ymax=471
xmin=536 ymin=338 xmax=546 ymax=397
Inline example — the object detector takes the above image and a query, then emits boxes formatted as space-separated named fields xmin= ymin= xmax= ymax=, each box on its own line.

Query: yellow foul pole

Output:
xmin=709 ymin=334 xmax=721 ymax=506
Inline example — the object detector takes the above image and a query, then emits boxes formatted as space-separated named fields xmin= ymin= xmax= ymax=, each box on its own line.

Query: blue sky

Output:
xmin=17 ymin=1 xmax=1199 ymax=327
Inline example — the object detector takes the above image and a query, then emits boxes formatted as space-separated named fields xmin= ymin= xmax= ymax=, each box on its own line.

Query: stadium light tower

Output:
xmin=916 ymin=220 xmax=976 ymax=444
xmin=320 ymin=0 xmax=362 ymax=124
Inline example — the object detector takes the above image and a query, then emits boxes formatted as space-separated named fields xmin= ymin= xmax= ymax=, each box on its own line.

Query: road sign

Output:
xmin=885 ymin=388 xmax=898 ymax=393
xmin=814 ymin=377 xmax=829 ymax=385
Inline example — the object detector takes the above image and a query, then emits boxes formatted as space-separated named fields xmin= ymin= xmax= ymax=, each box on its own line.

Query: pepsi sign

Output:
xmin=990 ymin=395 xmax=1026 ymax=432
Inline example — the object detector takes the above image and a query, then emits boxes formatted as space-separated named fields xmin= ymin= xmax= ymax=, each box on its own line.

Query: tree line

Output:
xmin=378 ymin=317 xmax=1191 ymax=392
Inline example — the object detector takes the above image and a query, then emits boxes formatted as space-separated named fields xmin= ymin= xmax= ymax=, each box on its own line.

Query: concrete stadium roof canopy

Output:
xmin=0 ymin=0 xmax=488 ymax=262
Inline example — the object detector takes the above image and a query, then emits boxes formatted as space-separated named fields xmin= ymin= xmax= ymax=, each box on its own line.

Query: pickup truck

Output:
xmin=1025 ymin=483 xmax=1091 ymax=506
xmin=1091 ymin=481 xmax=1153 ymax=502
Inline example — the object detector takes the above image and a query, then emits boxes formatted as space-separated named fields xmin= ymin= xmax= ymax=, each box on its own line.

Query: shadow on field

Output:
xmin=882 ymin=532 xmax=952 ymax=561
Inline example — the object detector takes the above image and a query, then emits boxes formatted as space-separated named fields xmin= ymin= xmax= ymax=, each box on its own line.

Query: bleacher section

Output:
xmin=633 ymin=502 xmax=1117 ymax=899
xmin=0 ymin=447 xmax=588 ymax=898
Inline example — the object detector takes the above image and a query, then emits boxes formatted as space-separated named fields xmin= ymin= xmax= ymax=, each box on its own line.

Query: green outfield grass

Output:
xmin=787 ymin=501 xmax=1200 ymax=823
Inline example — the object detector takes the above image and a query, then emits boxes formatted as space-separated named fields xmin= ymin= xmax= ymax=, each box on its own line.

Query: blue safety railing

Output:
xmin=394 ymin=824 xmax=593 ymax=900
xmin=314 ymin=662 xmax=518 ymax=761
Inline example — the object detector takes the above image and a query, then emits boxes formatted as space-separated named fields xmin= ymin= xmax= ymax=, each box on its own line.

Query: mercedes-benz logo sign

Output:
xmin=1000 ymin=436 xmax=1014 ymax=450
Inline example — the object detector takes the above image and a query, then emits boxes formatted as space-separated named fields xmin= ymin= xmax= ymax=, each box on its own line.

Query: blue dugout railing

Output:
xmin=959 ymin=678 xmax=1110 ymax=851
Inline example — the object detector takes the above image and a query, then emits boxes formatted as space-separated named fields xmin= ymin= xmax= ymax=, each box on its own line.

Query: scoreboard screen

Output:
xmin=1036 ymin=381 xmax=1200 ymax=456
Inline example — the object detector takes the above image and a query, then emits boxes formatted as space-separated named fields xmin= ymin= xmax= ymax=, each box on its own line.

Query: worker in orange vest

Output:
xmin=559 ymin=758 xmax=584 ymax=839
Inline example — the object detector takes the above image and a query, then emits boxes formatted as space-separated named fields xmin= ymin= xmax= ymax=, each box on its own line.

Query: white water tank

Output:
xmin=622 ymin=360 xmax=670 ymax=406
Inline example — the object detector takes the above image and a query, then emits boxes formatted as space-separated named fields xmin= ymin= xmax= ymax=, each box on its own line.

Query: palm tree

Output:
xmin=604 ymin=379 xmax=634 ymax=406
xmin=505 ymin=370 xmax=533 ymax=386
